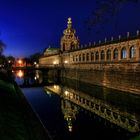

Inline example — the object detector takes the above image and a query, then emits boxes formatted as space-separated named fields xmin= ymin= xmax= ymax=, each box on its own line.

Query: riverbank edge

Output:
xmin=0 ymin=69 xmax=52 ymax=140
xmin=13 ymin=81 xmax=53 ymax=140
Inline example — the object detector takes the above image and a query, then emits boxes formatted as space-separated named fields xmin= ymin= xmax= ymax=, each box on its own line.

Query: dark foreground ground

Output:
xmin=0 ymin=71 xmax=51 ymax=140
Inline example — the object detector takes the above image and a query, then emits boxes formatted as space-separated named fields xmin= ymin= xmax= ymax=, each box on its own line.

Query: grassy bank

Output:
xmin=0 ymin=71 xmax=52 ymax=140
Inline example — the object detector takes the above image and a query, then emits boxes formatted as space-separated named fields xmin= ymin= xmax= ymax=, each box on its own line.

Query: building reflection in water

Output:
xmin=35 ymin=70 xmax=43 ymax=84
xmin=44 ymin=85 xmax=140 ymax=133
xmin=48 ymin=85 xmax=79 ymax=132
xmin=61 ymin=95 xmax=79 ymax=132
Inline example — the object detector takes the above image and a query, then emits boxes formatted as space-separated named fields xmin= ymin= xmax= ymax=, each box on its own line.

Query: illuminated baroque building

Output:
xmin=61 ymin=17 xmax=79 ymax=51
xmin=39 ymin=18 xmax=140 ymax=94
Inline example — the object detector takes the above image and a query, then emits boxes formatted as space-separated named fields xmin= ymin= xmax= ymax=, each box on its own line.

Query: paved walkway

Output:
xmin=0 ymin=77 xmax=51 ymax=140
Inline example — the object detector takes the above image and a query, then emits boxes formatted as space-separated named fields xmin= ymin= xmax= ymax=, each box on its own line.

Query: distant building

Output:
xmin=44 ymin=46 xmax=59 ymax=56
xmin=14 ymin=58 xmax=31 ymax=67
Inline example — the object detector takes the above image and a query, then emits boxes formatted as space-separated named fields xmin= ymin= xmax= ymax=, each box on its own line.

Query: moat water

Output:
xmin=14 ymin=70 xmax=140 ymax=140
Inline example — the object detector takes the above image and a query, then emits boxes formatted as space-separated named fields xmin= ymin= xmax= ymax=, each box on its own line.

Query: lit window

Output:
xmin=107 ymin=49 xmax=111 ymax=60
xmin=101 ymin=50 xmax=105 ymax=60
xmin=121 ymin=47 xmax=127 ymax=59
xmin=95 ymin=51 xmax=99 ymax=60
xmin=130 ymin=46 xmax=136 ymax=58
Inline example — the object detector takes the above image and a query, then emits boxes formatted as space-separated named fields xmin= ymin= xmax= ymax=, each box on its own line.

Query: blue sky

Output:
xmin=0 ymin=0 xmax=140 ymax=58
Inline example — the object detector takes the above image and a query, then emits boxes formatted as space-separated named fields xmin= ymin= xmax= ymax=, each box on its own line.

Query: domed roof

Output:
xmin=45 ymin=46 xmax=58 ymax=52
xmin=44 ymin=46 xmax=59 ymax=56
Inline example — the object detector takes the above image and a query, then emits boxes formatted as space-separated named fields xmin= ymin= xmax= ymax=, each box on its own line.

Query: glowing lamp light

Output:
xmin=36 ymin=64 xmax=39 ymax=67
xmin=54 ymin=85 xmax=57 ymax=89
xmin=53 ymin=61 xmax=57 ymax=65
xmin=64 ymin=90 xmax=69 ymax=96
xmin=18 ymin=60 xmax=22 ymax=64
xmin=68 ymin=125 xmax=72 ymax=132
xmin=34 ymin=62 xmax=37 ymax=65
xmin=64 ymin=60 xmax=68 ymax=64
xmin=17 ymin=70 xmax=23 ymax=78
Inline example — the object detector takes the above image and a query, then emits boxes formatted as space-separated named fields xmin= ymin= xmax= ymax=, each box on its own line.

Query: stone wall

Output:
xmin=39 ymin=54 xmax=60 ymax=67
xmin=61 ymin=62 xmax=140 ymax=94
xmin=39 ymin=37 xmax=140 ymax=94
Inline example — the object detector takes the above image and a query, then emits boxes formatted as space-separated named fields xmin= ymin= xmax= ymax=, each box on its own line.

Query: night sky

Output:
xmin=0 ymin=0 xmax=140 ymax=58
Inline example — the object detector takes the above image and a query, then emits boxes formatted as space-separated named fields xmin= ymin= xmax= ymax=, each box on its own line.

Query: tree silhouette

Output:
xmin=0 ymin=40 xmax=6 ymax=55
xmin=30 ymin=53 xmax=41 ymax=64
xmin=86 ymin=0 xmax=139 ymax=30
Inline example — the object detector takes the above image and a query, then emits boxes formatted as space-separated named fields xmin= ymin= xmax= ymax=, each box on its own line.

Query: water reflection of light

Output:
xmin=53 ymin=85 xmax=60 ymax=90
xmin=36 ymin=64 xmax=39 ymax=67
xmin=54 ymin=85 xmax=57 ymax=89
xmin=68 ymin=124 xmax=72 ymax=132
xmin=16 ymin=70 xmax=24 ymax=78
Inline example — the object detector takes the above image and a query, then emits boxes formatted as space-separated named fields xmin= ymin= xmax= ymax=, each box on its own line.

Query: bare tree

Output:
xmin=86 ymin=0 xmax=139 ymax=30
xmin=0 ymin=40 xmax=6 ymax=55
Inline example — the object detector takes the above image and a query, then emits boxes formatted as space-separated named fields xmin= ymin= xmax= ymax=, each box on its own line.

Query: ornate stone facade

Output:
xmin=70 ymin=38 xmax=140 ymax=64
xmin=60 ymin=17 xmax=79 ymax=52
xmin=39 ymin=18 xmax=140 ymax=94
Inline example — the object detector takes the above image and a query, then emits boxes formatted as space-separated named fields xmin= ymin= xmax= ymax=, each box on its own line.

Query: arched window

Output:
xmin=139 ymin=48 xmax=140 ymax=58
xmin=121 ymin=47 xmax=127 ymax=59
xmin=63 ymin=45 xmax=65 ymax=51
xmin=107 ymin=49 xmax=111 ymax=60
xmin=130 ymin=46 xmax=136 ymax=58
xmin=95 ymin=51 xmax=99 ymax=60
xmin=101 ymin=50 xmax=105 ymax=60
xmin=79 ymin=54 xmax=81 ymax=62
xmin=86 ymin=53 xmax=89 ymax=61
xmin=113 ymin=48 xmax=118 ymax=59
xmin=71 ymin=44 xmax=74 ymax=50
xmin=83 ymin=54 xmax=85 ymax=61
xmin=76 ymin=55 xmax=78 ymax=61
xmin=73 ymin=56 xmax=75 ymax=62
xmin=91 ymin=52 xmax=94 ymax=61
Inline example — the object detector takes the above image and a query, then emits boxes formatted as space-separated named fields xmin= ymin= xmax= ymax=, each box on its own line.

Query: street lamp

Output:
xmin=18 ymin=60 xmax=22 ymax=64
